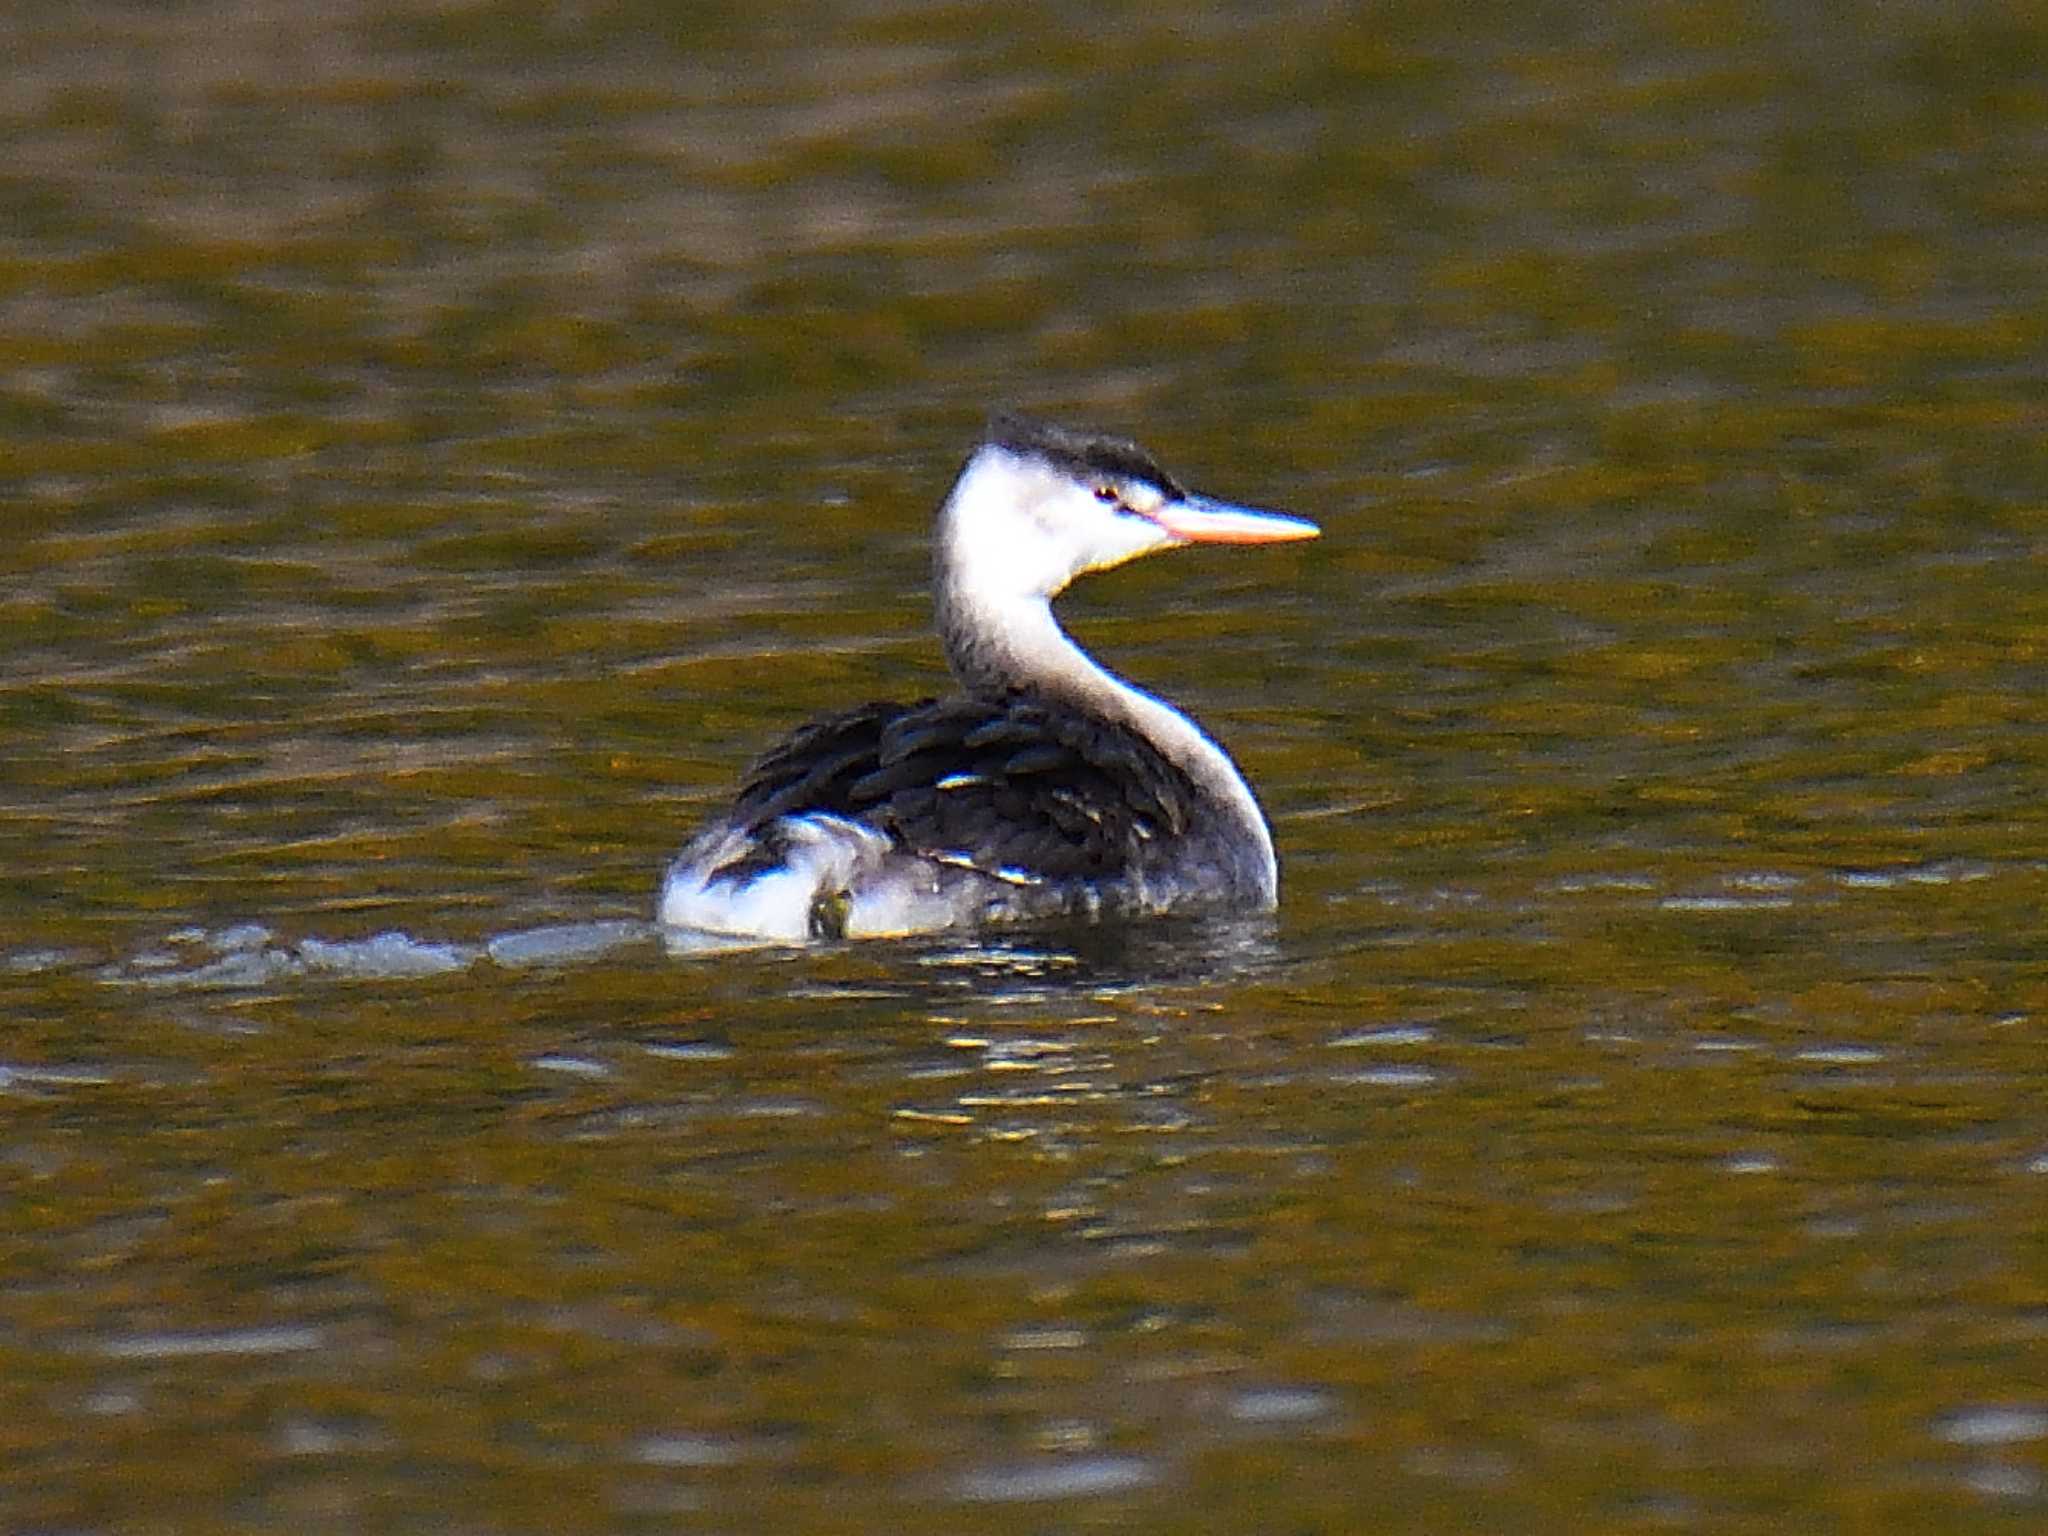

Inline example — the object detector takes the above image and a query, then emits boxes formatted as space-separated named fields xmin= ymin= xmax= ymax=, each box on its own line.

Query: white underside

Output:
xmin=658 ymin=814 xmax=981 ymax=943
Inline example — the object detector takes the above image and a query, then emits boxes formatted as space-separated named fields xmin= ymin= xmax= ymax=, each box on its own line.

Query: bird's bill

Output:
xmin=1154 ymin=494 xmax=1320 ymax=545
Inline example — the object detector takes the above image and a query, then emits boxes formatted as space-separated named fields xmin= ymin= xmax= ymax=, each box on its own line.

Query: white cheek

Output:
xmin=1086 ymin=513 xmax=1176 ymax=572
xmin=1121 ymin=483 xmax=1165 ymax=518
xmin=979 ymin=506 xmax=1075 ymax=593
xmin=939 ymin=447 xmax=1179 ymax=598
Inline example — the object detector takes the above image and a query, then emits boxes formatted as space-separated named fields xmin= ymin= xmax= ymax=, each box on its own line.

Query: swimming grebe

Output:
xmin=659 ymin=412 xmax=1319 ymax=941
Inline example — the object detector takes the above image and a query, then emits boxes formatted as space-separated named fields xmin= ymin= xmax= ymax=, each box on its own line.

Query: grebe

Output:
xmin=660 ymin=412 xmax=1319 ymax=941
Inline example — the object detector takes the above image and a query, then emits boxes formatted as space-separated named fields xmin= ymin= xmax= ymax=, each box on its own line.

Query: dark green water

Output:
xmin=3 ymin=3 xmax=2044 ymax=1531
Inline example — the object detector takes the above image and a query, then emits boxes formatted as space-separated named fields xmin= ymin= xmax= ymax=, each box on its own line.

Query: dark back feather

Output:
xmin=726 ymin=692 xmax=1203 ymax=884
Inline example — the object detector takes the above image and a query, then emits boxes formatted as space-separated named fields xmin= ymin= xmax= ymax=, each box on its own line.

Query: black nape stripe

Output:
xmin=983 ymin=411 xmax=1187 ymax=500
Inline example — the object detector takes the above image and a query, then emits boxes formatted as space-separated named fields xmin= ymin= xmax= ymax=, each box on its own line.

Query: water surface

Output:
xmin=3 ymin=3 xmax=2044 ymax=1531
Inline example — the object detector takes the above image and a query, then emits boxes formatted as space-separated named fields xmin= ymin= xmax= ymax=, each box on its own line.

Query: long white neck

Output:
xmin=933 ymin=578 xmax=1280 ymax=903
